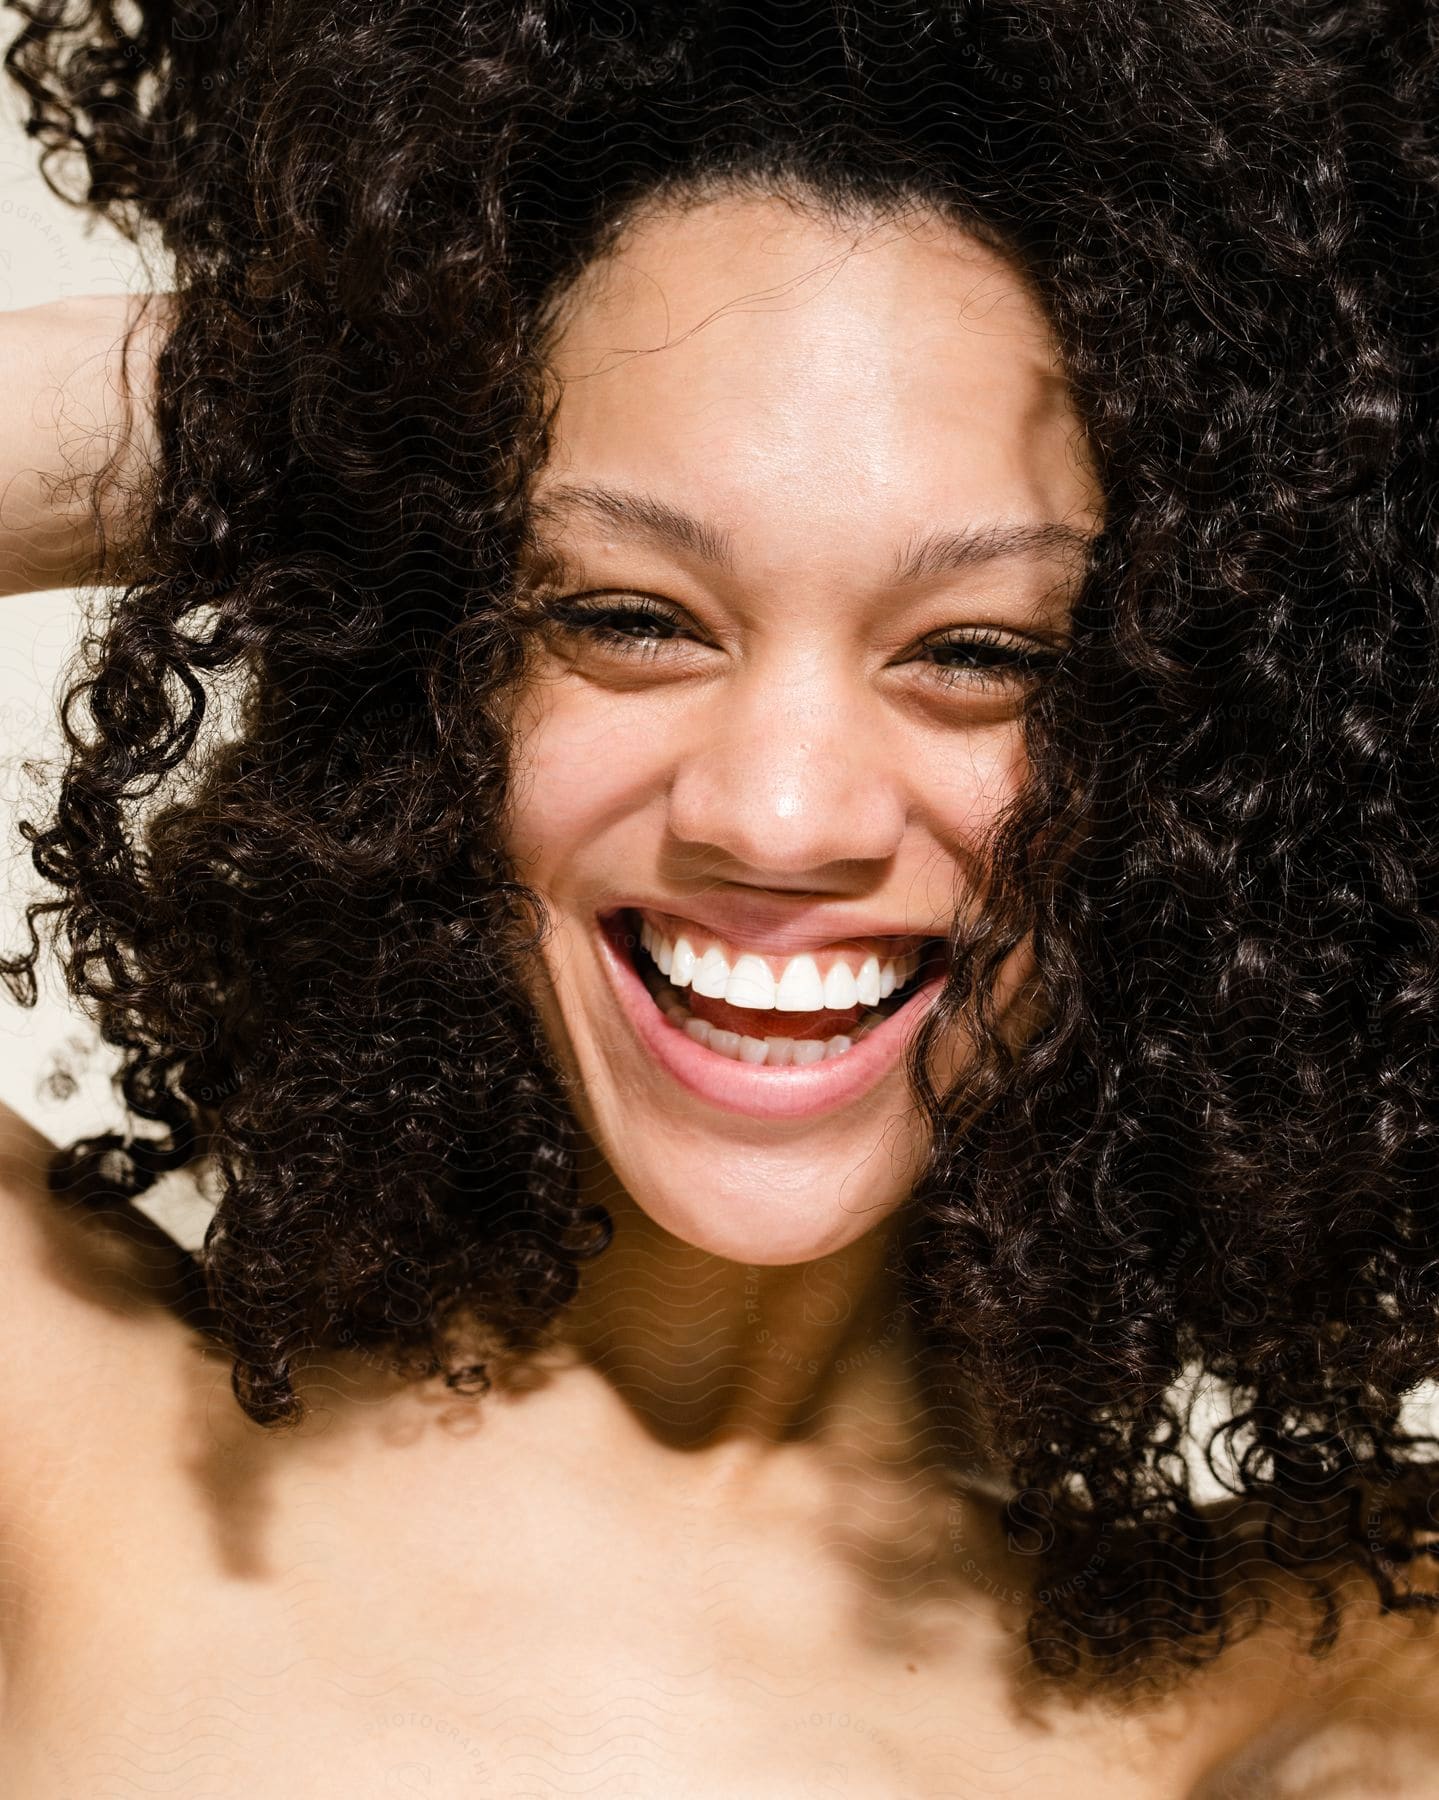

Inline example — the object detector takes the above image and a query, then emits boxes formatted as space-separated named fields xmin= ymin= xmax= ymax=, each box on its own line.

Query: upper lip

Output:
xmin=602 ymin=897 xmax=947 ymax=958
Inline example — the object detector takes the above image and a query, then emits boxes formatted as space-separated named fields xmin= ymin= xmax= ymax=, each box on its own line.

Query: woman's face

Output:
xmin=506 ymin=191 xmax=1101 ymax=1265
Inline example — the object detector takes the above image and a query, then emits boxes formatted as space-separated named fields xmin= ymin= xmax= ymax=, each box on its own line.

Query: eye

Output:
xmin=915 ymin=627 xmax=1065 ymax=689
xmin=535 ymin=594 xmax=1065 ymax=689
xmin=537 ymin=595 xmax=694 ymax=659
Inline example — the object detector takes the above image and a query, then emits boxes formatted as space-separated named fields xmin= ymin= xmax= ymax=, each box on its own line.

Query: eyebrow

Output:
xmin=892 ymin=518 xmax=1092 ymax=582
xmin=530 ymin=483 xmax=737 ymax=573
xmin=529 ymin=481 xmax=1093 ymax=582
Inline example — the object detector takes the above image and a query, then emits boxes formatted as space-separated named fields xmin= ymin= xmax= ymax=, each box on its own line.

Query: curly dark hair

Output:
xmin=5 ymin=0 xmax=1439 ymax=1695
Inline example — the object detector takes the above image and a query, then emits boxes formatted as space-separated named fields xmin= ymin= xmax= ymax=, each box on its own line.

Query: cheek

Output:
xmin=503 ymin=684 xmax=661 ymax=884
xmin=918 ymin=723 xmax=1028 ymax=856
xmin=507 ymin=687 xmax=1027 ymax=917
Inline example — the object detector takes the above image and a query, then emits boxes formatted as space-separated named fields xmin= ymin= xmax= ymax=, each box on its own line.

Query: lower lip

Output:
xmin=596 ymin=914 xmax=946 ymax=1122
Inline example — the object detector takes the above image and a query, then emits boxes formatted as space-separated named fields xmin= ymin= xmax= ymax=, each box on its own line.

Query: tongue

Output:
xmin=684 ymin=990 xmax=864 ymax=1041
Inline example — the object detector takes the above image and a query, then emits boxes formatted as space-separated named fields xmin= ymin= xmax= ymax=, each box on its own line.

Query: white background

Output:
xmin=0 ymin=27 xmax=208 ymax=1243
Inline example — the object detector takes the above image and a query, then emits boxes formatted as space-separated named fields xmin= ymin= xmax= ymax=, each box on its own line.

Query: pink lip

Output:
xmin=596 ymin=913 xmax=946 ymax=1122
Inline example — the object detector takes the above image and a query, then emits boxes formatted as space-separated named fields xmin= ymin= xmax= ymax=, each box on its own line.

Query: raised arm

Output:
xmin=0 ymin=292 xmax=168 ymax=598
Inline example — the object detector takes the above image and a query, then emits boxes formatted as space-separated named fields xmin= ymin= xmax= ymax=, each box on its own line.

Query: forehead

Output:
xmin=534 ymin=193 xmax=1101 ymax=565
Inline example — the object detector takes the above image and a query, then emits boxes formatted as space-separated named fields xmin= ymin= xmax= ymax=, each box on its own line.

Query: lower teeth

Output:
xmin=680 ymin=1010 xmax=863 ymax=1064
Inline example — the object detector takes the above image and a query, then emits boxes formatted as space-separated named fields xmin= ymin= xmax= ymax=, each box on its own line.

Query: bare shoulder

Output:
xmin=1181 ymin=1494 xmax=1439 ymax=1796
xmin=0 ymin=1100 xmax=207 ymax=1465
xmin=1187 ymin=1612 xmax=1439 ymax=1798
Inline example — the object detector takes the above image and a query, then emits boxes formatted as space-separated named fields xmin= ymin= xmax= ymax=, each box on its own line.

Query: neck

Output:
xmin=547 ymin=1160 xmax=1006 ymax=1509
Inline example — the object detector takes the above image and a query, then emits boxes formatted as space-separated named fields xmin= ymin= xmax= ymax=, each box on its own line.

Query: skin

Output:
xmin=4 ymin=193 xmax=1439 ymax=1799
xmin=503 ymin=188 xmax=1104 ymax=1516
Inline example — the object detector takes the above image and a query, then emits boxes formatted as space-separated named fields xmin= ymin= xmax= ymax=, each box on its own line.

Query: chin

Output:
xmin=583 ymin=1110 xmax=924 ymax=1266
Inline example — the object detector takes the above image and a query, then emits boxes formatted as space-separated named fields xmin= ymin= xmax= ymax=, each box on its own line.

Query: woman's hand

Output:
xmin=0 ymin=291 xmax=171 ymax=597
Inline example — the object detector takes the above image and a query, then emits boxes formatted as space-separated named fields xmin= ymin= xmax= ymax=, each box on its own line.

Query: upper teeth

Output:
xmin=637 ymin=918 xmax=921 ymax=1012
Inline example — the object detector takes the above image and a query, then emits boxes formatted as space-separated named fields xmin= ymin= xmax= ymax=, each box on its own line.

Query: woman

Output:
xmin=0 ymin=1 xmax=1437 ymax=1792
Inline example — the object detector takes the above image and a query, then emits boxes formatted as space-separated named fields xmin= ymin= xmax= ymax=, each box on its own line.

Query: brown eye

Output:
xmin=540 ymin=595 xmax=691 ymax=656
xmin=917 ymin=628 xmax=1064 ymax=688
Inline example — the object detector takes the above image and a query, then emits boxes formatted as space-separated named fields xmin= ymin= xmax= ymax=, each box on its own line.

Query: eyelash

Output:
xmin=539 ymin=595 xmax=1063 ymax=688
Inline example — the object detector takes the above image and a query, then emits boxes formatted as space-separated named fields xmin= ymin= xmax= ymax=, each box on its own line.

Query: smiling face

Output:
xmin=504 ymin=189 xmax=1102 ymax=1266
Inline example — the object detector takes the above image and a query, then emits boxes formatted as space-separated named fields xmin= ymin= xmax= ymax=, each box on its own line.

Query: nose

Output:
xmin=663 ymin=658 xmax=908 ymax=880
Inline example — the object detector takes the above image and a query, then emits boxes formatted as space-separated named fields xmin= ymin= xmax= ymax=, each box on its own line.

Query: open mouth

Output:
xmin=605 ymin=907 xmax=947 ymax=1069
